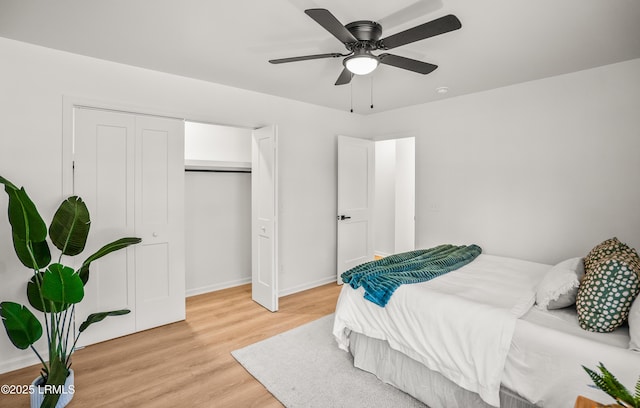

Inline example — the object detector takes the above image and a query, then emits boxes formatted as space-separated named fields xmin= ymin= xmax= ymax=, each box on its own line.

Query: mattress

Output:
xmin=333 ymin=253 xmax=640 ymax=408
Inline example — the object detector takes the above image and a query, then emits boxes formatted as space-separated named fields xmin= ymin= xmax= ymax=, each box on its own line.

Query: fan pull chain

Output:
xmin=350 ymin=81 xmax=354 ymax=113
xmin=370 ymin=76 xmax=374 ymax=110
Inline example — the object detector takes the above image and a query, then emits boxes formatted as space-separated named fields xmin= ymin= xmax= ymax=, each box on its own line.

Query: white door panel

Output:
xmin=252 ymin=125 xmax=278 ymax=312
xmin=337 ymin=135 xmax=374 ymax=282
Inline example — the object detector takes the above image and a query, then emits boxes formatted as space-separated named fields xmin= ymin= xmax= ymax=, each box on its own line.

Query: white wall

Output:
xmin=365 ymin=58 xmax=640 ymax=264
xmin=0 ymin=37 xmax=364 ymax=372
xmin=185 ymin=121 xmax=251 ymax=164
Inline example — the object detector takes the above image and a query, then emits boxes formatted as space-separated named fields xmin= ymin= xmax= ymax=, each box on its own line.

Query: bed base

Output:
xmin=348 ymin=331 xmax=538 ymax=408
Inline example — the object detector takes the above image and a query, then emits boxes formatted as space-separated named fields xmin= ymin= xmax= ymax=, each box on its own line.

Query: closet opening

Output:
xmin=184 ymin=121 xmax=253 ymax=297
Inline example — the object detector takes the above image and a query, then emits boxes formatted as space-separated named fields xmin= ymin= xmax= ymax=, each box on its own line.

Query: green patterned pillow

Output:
xmin=583 ymin=237 xmax=622 ymax=273
xmin=576 ymin=250 xmax=640 ymax=332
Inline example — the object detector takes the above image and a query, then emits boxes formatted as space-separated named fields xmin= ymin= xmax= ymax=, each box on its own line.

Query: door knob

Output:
xmin=337 ymin=215 xmax=351 ymax=220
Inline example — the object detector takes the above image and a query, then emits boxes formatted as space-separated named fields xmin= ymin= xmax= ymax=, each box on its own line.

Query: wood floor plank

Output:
xmin=0 ymin=283 xmax=342 ymax=407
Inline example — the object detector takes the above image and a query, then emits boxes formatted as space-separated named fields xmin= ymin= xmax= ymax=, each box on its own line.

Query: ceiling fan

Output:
xmin=269 ymin=8 xmax=462 ymax=85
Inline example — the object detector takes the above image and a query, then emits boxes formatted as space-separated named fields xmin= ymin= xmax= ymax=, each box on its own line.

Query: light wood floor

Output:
xmin=0 ymin=283 xmax=342 ymax=407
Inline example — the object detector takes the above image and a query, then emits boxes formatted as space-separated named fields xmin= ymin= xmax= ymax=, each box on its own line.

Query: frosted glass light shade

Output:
xmin=344 ymin=55 xmax=379 ymax=75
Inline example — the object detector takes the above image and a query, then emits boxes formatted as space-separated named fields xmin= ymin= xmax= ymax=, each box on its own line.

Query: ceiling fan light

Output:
xmin=344 ymin=54 xmax=379 ymax=75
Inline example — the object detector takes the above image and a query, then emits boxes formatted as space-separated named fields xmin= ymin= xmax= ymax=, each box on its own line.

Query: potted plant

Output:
xmin=0 ymin=175 xmax=141 ymax=408
xmin=583 ymin=363 xmax=640 ymax=408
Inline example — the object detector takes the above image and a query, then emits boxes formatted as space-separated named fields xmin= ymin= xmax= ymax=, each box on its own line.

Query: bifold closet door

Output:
xmin=134 ymin=115 xmax=185 ymax=331
xmin=73 ymin=107 xmax=185 ymax=346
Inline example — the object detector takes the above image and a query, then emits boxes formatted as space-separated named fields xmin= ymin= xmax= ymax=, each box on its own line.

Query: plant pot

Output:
xmin=30 ymin=369 xmax=75 ymax=408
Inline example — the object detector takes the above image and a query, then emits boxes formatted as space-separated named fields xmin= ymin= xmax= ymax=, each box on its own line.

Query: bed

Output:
xmin=332 ymin=247 xmax=640 ymax=408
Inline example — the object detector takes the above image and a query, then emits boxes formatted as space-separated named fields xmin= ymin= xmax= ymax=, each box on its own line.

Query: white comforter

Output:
xmin=333 ymin=254 xmax=550 ymax=407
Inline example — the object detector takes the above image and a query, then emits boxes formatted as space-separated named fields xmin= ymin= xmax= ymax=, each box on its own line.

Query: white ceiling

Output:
xmin=1 ymin=0 xmax=639 ymax=114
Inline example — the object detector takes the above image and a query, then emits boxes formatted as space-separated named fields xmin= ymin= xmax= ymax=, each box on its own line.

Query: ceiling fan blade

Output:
xmin=378 ymin=53 xmax=438 ymax=74
xmin=334 ymin=68 xmax=353 ymax=85
xmin=305 ymin=8 xmax=357 ymax=44
xmin=269 ymin=53 xmax=344 ymax=64
xmin=380 ymin=14 xmax=461 ymax=50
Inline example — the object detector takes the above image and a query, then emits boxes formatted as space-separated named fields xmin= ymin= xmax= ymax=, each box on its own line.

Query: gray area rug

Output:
xmin=231 ymin=314 xmax=426 ymax=408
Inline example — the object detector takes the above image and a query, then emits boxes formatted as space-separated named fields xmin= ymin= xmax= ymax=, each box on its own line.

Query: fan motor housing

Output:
xmin=345 ymin=20 xmax=382 ymax=42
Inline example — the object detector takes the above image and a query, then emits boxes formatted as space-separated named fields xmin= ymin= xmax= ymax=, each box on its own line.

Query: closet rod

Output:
xmin=184 ymin=169 xmax=251 ymax=173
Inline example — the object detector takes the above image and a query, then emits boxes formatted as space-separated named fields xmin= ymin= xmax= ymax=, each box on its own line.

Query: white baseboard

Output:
xmin=278 ymin=275 xmax=337 ymax=297
xmin=185 ymin=277 xmax=251 ymax=297
xmin=374 ymin=251 xmax=391 ymax=258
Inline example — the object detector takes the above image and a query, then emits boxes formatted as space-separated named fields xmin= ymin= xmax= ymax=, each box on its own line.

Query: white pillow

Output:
xmin=536 ymin=257 xmax=585 ymax=310
xmin=630 ymin=297 xmax=640 ymax=351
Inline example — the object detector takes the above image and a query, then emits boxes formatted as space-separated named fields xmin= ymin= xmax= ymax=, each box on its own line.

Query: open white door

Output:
xmin=251 ymin=125 xmax=278 ymax=311
xmin=337 ymin=135 xmax=375 ymax=283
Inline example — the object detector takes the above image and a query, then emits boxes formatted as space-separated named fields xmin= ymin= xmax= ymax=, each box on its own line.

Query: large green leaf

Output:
xmin=12 ymin=233 xmax=51 ymax=270
xmin=0 ymin=176 xmax=50 ymax=268
xmin=0 ymin=179 xmax=48 ymax=241
xmin=27 ymin=272 xmax=66 ymax=313
xmin=78 ymin=237 xmax=142 ymax=284
xmin=49 ymin=196 xmax=91 ymax=256
xmin=41 ymin=264 xmax=84 ymax=306
xmin=79 ymin=309 xmax=130 ymax=332
xmin=0 ymin=301 xmax=43 ymax=350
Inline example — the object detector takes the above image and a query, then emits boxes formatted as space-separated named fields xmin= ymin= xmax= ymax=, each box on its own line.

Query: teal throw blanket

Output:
xmin=341 ymin=244 xmax=482 ymax=307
